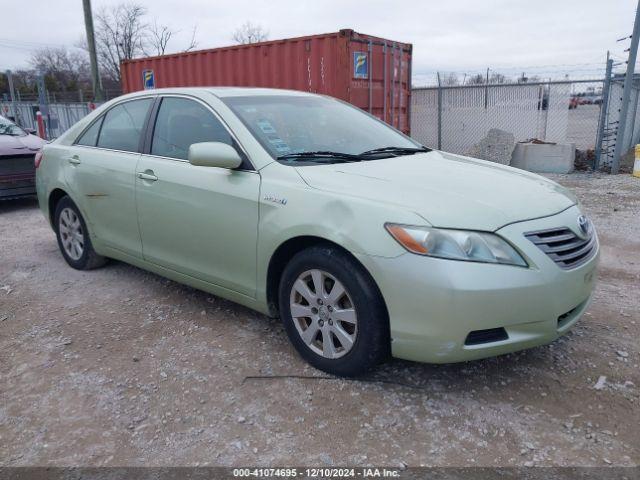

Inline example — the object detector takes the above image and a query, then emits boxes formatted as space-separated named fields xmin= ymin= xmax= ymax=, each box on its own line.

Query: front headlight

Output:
xmin=385 ymin=224 xmax=528 ymax=267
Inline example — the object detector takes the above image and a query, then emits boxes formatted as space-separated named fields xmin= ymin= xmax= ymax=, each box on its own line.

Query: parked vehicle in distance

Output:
xmin=569 ymin=97 xmax=579 ymax=109
xmin=36 ymin=88 xmax=599 ymax=376
xmin=0 ymin=115 xmax=45 ymax=199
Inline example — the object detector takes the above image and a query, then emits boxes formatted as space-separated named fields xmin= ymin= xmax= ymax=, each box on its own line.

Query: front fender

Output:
xmin=255 ymin=162 xmax=426 ymax=305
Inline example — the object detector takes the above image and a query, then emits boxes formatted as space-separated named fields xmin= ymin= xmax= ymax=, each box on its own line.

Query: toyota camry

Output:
xmin=35 ymin=88 xmax=599 ymax=376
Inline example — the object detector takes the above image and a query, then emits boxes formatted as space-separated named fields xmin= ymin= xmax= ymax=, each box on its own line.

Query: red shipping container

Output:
xmin=121 ymin=29 xmax=412 ymax=133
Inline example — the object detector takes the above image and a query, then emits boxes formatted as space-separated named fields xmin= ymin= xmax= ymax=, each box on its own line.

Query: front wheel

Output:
xmin=278 ymin=245 xmax=390 ymax=376
xmin=54 ymin=196 xmax=107 ymax=270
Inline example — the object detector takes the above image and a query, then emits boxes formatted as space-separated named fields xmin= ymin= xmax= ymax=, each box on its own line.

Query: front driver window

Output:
xmin=151 ymin=97 xmax=233 ymax=160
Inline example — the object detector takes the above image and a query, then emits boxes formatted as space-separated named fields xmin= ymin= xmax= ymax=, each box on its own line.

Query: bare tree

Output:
xmin=440 ymin=72 xmax=459 ymax=86
xmin=466 ymin=74 xmax=485 ymax=85
xmin=489 ymin=72 xmax=508 ymax=84
xmin=148 ymin=19 xmax=173 ymax=56
xmin=29 ymin=47 xmax=90 ymax=91
xmin=183 ymin=26 xmax=198 ymax=52
xmin=95 ymin=3 xmax=148 ymax=82
xmin=232 ymin=21 xmax=269 ymax=44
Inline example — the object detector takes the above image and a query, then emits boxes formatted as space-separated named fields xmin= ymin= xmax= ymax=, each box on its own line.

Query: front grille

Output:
xmin=525 ymin=227 xmax=596 ymax=270
xmin=0 ymin=154 xmax=36 ymax=177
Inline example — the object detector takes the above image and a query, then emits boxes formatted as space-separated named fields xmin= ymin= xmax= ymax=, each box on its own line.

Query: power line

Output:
xmin=0 ymin=37 xmax=72 ymax=48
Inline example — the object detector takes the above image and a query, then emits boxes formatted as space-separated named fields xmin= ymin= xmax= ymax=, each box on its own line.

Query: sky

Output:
xmin=0 ymin=0 xmax=636 ymax=85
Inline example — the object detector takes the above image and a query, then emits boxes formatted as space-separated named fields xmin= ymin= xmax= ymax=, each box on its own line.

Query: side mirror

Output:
xmin=24 ymin=128 xmax=37 ymax=135
xmin=188 ymin=142 xmax=243 ymax=169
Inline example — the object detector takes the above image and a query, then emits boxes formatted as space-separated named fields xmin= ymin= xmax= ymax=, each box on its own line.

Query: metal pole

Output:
xmin=82 ymin=0 xmax=104 ymax=102
xmin=484 ymin=67 xmax=489 ymax=109
xmin=390 ymin=43 xmax=396 ymax=128
xmin=437 ymin=72 xmax=442 ymax=150
xmin=399 ymin=46 xmax=404 ymax=131
xmin=407 ymin=45 xmax=413 ymax=136
xmin=383 ymin=42 xmax=387 ymax=124
xmin=368 ymin=40 xmax=372 ymax=114
xmin=36 ymin=74 xmax=49 ymax=139
xmin=542 ymin=78 xmax=552 ymax=141
xmin=628 ymin=87 xmax=640 ymax=150
xmin=612 ymin=0 xmax=640 ymax=173
xmin=595 ymin=55 xmax=613 ymax=170
xmin=5 ymin=70 xmax=18 ymax=122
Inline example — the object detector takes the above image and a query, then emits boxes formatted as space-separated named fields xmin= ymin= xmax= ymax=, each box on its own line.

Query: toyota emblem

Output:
xmin=577 ymin=215 xmax=591 ymax=238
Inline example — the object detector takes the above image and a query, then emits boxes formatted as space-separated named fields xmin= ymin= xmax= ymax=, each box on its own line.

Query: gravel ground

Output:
xmin=0 ymin=173 xmax=638 ymax=467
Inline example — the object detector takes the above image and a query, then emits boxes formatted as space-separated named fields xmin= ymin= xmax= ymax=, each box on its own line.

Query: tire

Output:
xmin=54 ymin=196 xmax=107 ymax=270
xmin=278 ymin=245 xmax=390 ymax=377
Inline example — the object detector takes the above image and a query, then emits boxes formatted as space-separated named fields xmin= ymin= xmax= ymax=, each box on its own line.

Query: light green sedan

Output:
xmin=36 ymin=88 xmax=599 ymax=376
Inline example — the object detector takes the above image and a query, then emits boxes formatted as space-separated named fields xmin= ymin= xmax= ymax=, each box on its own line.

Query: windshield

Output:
xmin=0 ymin=116 xmax=27 ymax=136
xmin=222 ymin=95 xmax=421 ymax=162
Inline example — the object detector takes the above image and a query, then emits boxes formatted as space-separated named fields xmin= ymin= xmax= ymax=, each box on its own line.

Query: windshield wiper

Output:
xmin=277 ymin=151 xmax=363 ymax=163
xmin=359 ymin=146 xmax=431 ymax=156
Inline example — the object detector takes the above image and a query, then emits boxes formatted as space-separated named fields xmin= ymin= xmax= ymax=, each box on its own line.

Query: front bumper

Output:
xmin=356 ymin=206 xmax=599 ymax=363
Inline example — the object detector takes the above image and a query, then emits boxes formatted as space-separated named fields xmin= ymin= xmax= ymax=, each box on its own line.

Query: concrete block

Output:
xmin=511 ymin=142 xmax=575 ymax=174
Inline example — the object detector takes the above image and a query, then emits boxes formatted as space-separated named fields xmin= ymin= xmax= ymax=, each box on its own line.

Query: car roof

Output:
xmin=122 ymin=87 xmax=315 ymax=99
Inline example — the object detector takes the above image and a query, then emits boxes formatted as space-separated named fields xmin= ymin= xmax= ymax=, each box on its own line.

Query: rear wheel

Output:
xmin=54 ymin=196 xmax=106 ymax=270
xmin=279 ymin=245 xmax=389 ymax=376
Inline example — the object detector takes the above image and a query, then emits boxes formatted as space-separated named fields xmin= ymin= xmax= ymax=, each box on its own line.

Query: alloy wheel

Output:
xmin=59 ymin=207 xmax=84 ymax=261
xmin=289 ymin=269 xmax=358 ymax=359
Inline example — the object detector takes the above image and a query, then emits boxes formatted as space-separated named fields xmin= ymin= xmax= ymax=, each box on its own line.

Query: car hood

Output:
xmin=0 ymin=133 xmax=44 ymax=156
xmin=294 ymin=150 xmax=576 ymax=231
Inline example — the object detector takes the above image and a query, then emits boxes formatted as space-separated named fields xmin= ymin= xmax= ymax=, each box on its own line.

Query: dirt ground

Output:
xmin=0 ymin=173 xmax=638 ymax=468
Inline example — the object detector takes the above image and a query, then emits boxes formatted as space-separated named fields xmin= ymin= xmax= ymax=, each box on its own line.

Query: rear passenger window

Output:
xmin=151 ymin=97 xmax=233 ymax=160
xmin=97 ymin=98 xmax=153 ymax=152
xmin=76 ymin=117 xmax=103 ymax=146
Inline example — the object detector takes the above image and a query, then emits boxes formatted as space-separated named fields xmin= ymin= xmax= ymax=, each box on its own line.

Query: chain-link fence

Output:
xmin=1 ymin=89 xmax=121 ymax=139
xmin=411 ymin=79 xmax=604 ymax=163
xmin=596 ymin=73 xmax=640 ymax=170
xmin=3 ymin=81 xmax=634 ymax=172
xmin=1 ymin=100 xmax=93 ymax=139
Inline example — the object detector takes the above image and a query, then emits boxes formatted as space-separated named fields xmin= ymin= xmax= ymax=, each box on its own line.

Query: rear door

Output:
xmin=135 ymin=95 xmax=260 ymax=296
xmin=65 ymin=97 xmax=154 ymax=258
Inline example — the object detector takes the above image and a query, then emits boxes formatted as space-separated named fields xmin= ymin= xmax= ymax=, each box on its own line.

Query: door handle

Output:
xmin=137 ymin=171 xmax=158 ymax=181
xmin=68 ymin=155 xmax=81 ymax=165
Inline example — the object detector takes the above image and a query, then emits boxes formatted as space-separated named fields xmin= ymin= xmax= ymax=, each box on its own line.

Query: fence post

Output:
xmin=437 ymin=72 xmax=442 ymax=150
xmin=595 ymin=56 xmax=614 ymax=170
xmin=612 ymin=0 xmax=640 ymax=173
xmin=5 ymin=70 xmax=17 ymax=121
xmin=36 ymin=74 xmax=50 ymax=139
xmin=544 ymin=79 xmax=552 ymax=141
xmin=484 ymin=67 xmax=489 ymax=109
xmin=628 ymin=88 xmax=640 ymax=151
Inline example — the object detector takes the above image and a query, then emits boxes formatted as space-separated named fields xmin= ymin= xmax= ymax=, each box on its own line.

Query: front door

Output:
xmin=65 ymin=97 xmax=154 ymax=258
xmin=135 ymin=96 xmax=260 ymax=297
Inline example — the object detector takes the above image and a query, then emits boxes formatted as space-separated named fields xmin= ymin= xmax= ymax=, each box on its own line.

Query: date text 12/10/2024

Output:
xmin=232 ymin=468 xmax=402 ymax=478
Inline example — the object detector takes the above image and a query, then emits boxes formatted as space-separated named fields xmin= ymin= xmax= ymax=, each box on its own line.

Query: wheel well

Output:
xmin=265 ymin=236 xmax=388 ymax=320
xmin=48 ymin=188 xmax=68 ymax=228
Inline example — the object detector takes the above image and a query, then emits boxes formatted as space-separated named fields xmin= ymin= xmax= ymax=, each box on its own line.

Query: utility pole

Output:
xmin=612 ymin=0 xmax=640 ymax=174
xmin=82 ymin=0 xmax=104 ymax=102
